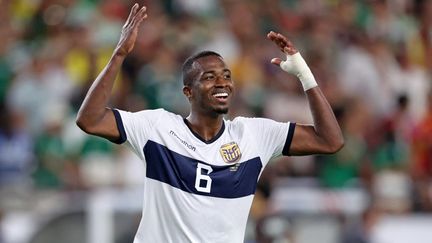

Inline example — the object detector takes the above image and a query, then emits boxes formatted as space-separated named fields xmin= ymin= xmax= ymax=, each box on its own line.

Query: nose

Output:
xmin=215 ymin=77 xmax=224 ymax=86
xmin=214 ymin=75 xmax=229 ymax=87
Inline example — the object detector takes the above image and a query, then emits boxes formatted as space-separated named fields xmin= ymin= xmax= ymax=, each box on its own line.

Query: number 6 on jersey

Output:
xmin=195 ymin=163 xmax=213 ymax=193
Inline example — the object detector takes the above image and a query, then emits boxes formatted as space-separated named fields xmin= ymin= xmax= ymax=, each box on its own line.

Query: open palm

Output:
xmin=115 ymin=4 xmax=148 ymax=57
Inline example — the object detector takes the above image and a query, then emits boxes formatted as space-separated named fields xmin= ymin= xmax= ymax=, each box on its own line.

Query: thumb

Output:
xmin=271 ymin=58 xmax=283 ymax=66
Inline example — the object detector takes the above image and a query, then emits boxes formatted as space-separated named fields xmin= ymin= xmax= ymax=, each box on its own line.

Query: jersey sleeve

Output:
xmin=111 ymin=108 xmax=165 ymax=160
xmin=241 ymin=117 xmax=296 ymax=162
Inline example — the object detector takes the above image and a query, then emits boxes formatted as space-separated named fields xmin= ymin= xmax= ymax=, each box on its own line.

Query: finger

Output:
xmin=274 ymin=39 xmax=287 ymax=52
xmin=277 ymin=33 xmax=296 ymax=49
xmin=268 ymin=35 xmax=283 ymax=47
xmin=266 ymin=31 xmax=277 ymax=40
xmin=268 ymin=31 xmax=287 ymax=50
xmin=138 ymin=8 xmax=148 ymax=23
xmin=276 ymin=33 xmax=290 ymax=47
xmin=140 ymin=13 xmax=148 ymax=22
xmin=271 ymin=58 xmax=282 ymax=66
xmin=267 ymin=31 xmax=281 ymax=43
xmin=125 ymin=3 xmax=139 ymax=26
xmin=274 ymin=33 xmax=297 ymax=52
xmin=131 ymin=6 xmax=147 ymax=27
xmin=284 ymin=46 xmax=297 ymax=55
xmin=133 ymin=8 xmax=147 ymax=27
xmin=277 ymin=39 xmax=286 ymax=49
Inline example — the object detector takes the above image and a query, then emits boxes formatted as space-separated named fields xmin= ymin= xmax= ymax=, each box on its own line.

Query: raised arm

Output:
xmin=267 ymin=31 xmax=344 ymax=155
xmin=76 ymin=4 xmax=147 ymax=141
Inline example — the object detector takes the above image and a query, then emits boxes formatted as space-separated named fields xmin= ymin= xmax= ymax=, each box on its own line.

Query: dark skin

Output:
xmin=76 ymin=3 xmax=147 ymax=141
xmin=183 ymin=55 xmax=234 ymax=141
xmin=267 ymin=31 xmax=344 ymax=154
xmin=77 ymin=4 xmax=344 ymax=155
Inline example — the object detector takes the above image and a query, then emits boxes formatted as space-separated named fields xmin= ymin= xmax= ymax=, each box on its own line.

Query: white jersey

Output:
xmin=112 ymin=108 xmax=296 ymax=243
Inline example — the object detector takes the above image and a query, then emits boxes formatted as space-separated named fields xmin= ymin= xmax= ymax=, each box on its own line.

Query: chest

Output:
xmin=142 ymin=127 xmax=263 ymax=198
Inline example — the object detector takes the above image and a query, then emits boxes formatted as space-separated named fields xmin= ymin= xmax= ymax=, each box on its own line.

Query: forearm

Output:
xmin=305 ymin=87 xmax=344 ymax=152
xmin=76 ymin=52 xmax=125 ymax=129
xmin=267 ymin=31 xmax=344 ymax=154
xmin=281 ymin=52 xmax=343 ymax=152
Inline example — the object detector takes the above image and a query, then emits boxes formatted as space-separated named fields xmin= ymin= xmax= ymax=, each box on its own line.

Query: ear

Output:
xmin=183 ymin=86 xmax=192 ymax=100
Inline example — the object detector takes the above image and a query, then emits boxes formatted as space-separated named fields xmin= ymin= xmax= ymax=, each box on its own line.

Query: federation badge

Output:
xmin=219 ymin=142 xmax=242 ymax=164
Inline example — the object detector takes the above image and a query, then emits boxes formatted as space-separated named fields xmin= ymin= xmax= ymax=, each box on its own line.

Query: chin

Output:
xmin=213 ymin=107 xmax=229 ymax=114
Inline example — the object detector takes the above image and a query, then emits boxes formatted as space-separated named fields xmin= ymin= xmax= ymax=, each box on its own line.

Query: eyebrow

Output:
xmin=202 ymin=69 xmax=231 ymax=75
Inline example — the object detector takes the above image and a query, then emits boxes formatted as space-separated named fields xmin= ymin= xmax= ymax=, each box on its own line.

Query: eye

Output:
xmin=203 ymin=75 xmax=215 ymax=81
xmin=224 ymin=74 xmax=231 ymax=80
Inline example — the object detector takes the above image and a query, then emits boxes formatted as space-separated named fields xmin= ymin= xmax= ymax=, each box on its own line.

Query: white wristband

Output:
xmin=280 ymin=52 xmax=318 ymax=91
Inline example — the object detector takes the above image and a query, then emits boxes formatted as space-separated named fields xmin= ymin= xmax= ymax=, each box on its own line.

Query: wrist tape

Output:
xmin=280 ymin=52 xmax=318 ymax=91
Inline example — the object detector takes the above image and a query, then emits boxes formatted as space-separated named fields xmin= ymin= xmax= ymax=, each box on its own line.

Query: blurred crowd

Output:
xmin=1 ymin=0 xmax=432 ymax=241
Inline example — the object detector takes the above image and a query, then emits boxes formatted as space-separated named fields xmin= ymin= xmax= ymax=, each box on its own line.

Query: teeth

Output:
xmin=213 ymin=93 xmax=228 ymax=98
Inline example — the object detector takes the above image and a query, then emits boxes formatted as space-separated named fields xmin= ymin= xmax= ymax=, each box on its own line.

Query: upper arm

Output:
xmin=77 ymin=108 xmax=121 ymax=143
xmin=288 ymin=124 xmax=342 ymax=155
xmin=239 ymin=117 xmax=294 ymax=161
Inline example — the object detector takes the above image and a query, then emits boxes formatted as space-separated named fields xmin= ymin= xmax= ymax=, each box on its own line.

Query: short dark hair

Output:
xmin=182 ymin=51 xmax=222 ymax=86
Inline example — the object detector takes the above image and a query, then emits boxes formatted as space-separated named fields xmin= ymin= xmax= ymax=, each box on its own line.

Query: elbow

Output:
xmin=76 ymin=108 xmax=109 ymax=135
xmin=75 ymin=115 xmax=86 ymax=131
xmin=328 ymin=137 xmax=344 ymax=154
xmin=75 ymin=114 xmax=92 ymax=134
xmin=318 ymin=136 xmax=344 ymax=154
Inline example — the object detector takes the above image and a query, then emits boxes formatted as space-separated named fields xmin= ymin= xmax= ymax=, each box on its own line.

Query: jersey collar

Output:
xmin=183 ymin=118 xmax=225 ymax=144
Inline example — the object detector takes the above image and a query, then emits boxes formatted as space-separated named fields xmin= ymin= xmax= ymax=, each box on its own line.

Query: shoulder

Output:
xmin=225 ymin=116 xmax=268 ymax=133
xmin=138 ymin=108 xmax=187 ymax=126
xmin=120 ymin=108 xmax=179 ymax=121
xmin=227 ymin=116 xmax=292 ymax=135
xmin=115 ymin=108 xmax=184 ymax=129
xmin=229 ymin=116 xmax=280 ymax=127
xmin=131 ymin=108 xmax=168 ymax=117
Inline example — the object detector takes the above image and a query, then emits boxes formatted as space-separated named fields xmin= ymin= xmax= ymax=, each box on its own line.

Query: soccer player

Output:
xmin=76 ymin=3 xmax=344 ymax=242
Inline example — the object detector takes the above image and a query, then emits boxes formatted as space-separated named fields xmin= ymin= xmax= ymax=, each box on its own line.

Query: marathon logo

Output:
xmin=169 ymin=130 xmax=196 ymax=151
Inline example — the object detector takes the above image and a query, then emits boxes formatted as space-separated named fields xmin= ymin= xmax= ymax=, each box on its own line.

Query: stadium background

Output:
xmin=1 ymin=0 xmax=432 ymax=242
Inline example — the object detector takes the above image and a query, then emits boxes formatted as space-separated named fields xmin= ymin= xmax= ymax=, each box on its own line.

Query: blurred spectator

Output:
xmin=7 ymin=48 xmax=75 ymax=135
xmin=0 ymin=48 xmax=13 ymax=105
xmin=0 ymin=105 xmax=34 ymax=212
xmin=411 ymin=91 xmax=432 ymax=211
xmin=341 ymin=204 xmax=382 ymax=243
xmin=364 ymin=0 xmax=415 ymax=44
xmin=78 ymin=135 xmax=117 ymax=188
xmin=393 ymin=43 xmax=430 ymax=121
xmin=0 ymin=105 xmax=34 ymax=186
xmin=338 ymin=33 xmax=402 ymax=117
xmin=317 ymin=99 xmax=370 ymax=188
xmin=371 ymin=98 xmax=413 ymax=212
xmin=135 ymin=46 xmax=187 ymax=113
xmin=0 ymin=1 xmax=15 ymax=104
xmin=407 ymin=0 xmax=432 ymax=71
xmin=32 ymin=104 xmax=73 ymax=189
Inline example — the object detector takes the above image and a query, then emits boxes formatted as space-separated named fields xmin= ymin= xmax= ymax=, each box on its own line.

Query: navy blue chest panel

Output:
xmin=144 ymin=140 xmax=263 ymax=198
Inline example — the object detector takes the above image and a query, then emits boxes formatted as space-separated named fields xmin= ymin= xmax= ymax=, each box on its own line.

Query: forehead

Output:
xmin=193 ymin=55 xmax=228 ymax=73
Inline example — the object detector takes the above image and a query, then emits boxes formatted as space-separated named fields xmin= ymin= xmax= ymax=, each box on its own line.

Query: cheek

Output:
xmin=191 ymin=86 xmax=208 ymax=101
xmin=227 ymin=83 xmax=235 ymax=95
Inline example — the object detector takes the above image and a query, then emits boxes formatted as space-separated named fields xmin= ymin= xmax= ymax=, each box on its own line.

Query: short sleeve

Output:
xmin=239 ymin=117 xmax=296 ymax=162
xmin=112 ymin=108 xmax=165 ymax=159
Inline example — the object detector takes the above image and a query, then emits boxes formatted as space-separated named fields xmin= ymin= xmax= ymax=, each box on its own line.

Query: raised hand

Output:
xmin=266 ymin=31 xmax=298 ymax=66
xmin=266 ymin=30 xmax=317 ymax=91
xmin=114 ymin=3 xmax=148 ymax=57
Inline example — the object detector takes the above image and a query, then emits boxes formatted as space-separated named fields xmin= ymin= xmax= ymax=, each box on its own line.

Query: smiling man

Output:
xmin=183 ymin=52 xmax=233 ymax=115
xmin=76 ymin=4 xmax=344 ymax=243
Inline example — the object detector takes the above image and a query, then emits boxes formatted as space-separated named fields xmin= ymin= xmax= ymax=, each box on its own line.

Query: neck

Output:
xmin=186 ymin=112 xmax=224 ymax=142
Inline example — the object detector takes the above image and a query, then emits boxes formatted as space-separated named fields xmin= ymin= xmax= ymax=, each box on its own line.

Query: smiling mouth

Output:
xmin=212 ymin=92 xmax=229 ymax=102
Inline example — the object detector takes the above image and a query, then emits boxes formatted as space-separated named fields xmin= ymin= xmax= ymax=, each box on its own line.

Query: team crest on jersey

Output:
xmin=219 ymin=142 xmax=242 ymax=164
